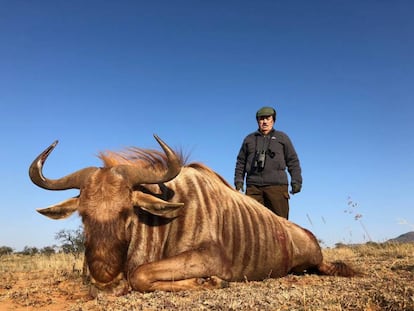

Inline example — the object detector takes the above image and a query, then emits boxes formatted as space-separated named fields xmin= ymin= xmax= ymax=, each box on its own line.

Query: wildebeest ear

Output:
xmin=36 ymin=197 xmax=79 ymax=220
xmin=132 ymin=191 xmax=184 ymax=218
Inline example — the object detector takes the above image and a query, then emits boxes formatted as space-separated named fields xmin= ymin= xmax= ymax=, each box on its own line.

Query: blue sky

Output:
xmin=1 ymin=1 xmax=413 ymax=250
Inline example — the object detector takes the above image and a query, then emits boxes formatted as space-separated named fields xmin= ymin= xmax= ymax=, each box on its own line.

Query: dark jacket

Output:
xmin=234 ymin=129 xmax=302 ymax=187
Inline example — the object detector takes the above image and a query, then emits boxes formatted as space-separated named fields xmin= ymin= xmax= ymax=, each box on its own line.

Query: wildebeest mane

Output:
xmin=98 ymin=148 xmax=233 ymax=190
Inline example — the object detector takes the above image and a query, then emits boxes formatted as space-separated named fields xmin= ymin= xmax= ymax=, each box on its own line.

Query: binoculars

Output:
xmin=254 ymin=149 xmax=275 ymax=170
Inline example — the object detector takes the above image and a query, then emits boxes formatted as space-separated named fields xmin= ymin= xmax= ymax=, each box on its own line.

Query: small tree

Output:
xmin=55 ymin=226 xmax=85 ymax=256
xmin=21 ymin=246 xmax=39 ymax=256
xmin=55 ymin=226 xmax=88 ymax=280
xmin=40 ymin=245 xmax=57 ymax=256
xmin=0 ymin=246 xmax=14 ymax=257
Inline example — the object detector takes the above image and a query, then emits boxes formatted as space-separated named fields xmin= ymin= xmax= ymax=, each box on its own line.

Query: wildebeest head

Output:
xmin=29 ymin=135 xmax=185 ymax=294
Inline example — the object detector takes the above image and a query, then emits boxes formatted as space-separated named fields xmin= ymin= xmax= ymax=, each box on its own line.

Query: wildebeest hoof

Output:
xmin=196 ymin=276 xmax=229 ymax=289
xmin=211 ymin=276 xmax=229 ymax=288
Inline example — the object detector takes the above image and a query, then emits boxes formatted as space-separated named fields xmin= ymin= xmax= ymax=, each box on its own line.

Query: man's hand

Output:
xmin=235 ymin=182 xmax=244 ymax=192
xmin=290 ymin=183 xmax=301 ymax=194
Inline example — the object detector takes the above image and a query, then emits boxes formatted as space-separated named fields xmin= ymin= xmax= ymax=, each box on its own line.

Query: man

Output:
xmin=234 ymin=106 xmax=302 ymax=219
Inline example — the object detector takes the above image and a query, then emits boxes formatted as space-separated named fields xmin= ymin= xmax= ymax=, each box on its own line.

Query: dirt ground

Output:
xmin=0 ymin=244 xmax=413 ymax=311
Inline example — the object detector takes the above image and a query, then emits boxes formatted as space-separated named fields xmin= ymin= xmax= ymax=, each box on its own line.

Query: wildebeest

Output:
xmin=29 ymin=135 xmax=356 ymax=296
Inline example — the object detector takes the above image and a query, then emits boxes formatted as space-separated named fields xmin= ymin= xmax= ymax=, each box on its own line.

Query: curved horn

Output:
xmin=116 ymin=135 xmax=182 ymax=185
xmin=29 ymin=140 xmax=98 ymax=190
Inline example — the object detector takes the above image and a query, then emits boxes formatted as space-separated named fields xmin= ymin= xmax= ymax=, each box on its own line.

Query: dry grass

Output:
xmin=1 ymin=243 xmax=413 ymax=311
xmin=0 ymin=253 xmax=83 ymax=273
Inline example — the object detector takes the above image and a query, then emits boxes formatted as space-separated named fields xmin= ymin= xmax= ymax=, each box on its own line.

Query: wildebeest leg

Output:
xmin=135 ymin=275 xmax=229 ymax=292
xmin=129 ymin=246 xmax=232 ymax=292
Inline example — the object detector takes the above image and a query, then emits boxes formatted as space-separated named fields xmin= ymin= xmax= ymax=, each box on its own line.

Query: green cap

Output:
xmin=256 ymin=106 xmax=276 ymax=118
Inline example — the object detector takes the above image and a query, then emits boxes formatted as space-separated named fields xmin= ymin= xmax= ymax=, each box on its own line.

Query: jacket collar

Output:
xmin=255 ymin=128 xmax=275 ymax=137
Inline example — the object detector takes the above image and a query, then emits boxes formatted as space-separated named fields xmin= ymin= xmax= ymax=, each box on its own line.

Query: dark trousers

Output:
xmin=246 ymin=185 xmax=290 ymax=219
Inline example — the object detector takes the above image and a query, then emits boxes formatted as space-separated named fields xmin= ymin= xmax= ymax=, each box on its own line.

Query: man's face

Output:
xmin=257 ymin=115 xmax=274 ymax=135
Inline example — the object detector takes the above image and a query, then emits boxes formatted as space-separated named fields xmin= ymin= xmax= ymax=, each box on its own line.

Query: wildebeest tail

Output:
xmin=316 ymin=261 xmax=359 ymax=277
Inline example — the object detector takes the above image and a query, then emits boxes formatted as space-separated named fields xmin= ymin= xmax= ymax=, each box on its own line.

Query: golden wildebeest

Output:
xmin=29 ymin=135 xmax=356 ymax=296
